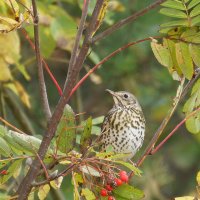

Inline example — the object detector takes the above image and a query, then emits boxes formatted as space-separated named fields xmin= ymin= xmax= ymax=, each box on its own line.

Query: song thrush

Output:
xmin=99 ymin=89 xmax=145 ymax=159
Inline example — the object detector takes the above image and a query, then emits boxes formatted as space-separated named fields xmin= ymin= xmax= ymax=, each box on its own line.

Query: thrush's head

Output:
xmin=106 ymin=89 xmax=141 ymax=109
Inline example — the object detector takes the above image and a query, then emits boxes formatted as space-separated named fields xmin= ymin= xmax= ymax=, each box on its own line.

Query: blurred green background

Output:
xmin=0 ymin=0 xmax=199 ymax=199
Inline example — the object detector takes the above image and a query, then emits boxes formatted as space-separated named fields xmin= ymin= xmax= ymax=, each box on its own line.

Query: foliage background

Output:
xmin=0 ymin=0 xmax=199 ymax=199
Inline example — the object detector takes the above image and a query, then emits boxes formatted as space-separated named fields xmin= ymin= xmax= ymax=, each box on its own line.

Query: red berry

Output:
xmin=106 ymin=184 xmax=113 ymax=191
xmin=120 ymin=174 xmax=129 ymax=182
xmin=108 ymin=196 xmax=115 ymax=200
xmin=100 ymin=189 xmax=108 ymax=196
xmin=0 ymin=170 xmax=7 ymax=175
xmin=114 ymin=178 xmax=123 ymax=186
xmin=119 ymin=170 xmax=127 ymax=176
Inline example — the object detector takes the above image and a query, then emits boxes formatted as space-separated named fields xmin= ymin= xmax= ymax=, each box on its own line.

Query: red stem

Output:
xmin=70 ymin=36 xmax=160 ymax=97
xmin=150 ymin=108 xmax=200 ymax=155
xmin=21 ymin=29 xmax=63 ymax=96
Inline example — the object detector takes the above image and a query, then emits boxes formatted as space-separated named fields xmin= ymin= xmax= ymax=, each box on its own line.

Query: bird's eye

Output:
xmin=123 ymin=94 xmax=129 ymax=99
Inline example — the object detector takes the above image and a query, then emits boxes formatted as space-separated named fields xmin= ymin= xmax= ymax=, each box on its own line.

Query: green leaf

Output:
xmin=92 ymin=116 xmax=104 ymax=125
xmin=159 ymin=8 xmax=187 ymax=18
xmin=189 ymin=44 xmax=200 ymax=67
xmin=0 ymin=137 xmax=12 ymax=157
xmin=38 ymin=184 xmax=50 ymax=200
xmin=183 ymin=92 xmax=198 ymax=113
xmin=185 ymin=112 xmax=200 ymax=134
xmin=160 ymin=20 xmax=188 ymax=27
xmin=0 ymin=159 xmax=11 ymax=170
xmin=39 ymin=26 xmax=56 ymax=58
xmin=175 ymin=42 xmax=194 ymax=80
xmin=161 ymin=1 xmax=185 ymax=10
xmin=181 ymin=28 xmax=200 ymax=43
xmin=16 ymin=62 xmax=31 ymax=81
xmin=55 ymin=104 xmax=76 ymax=154
xmin=114 ymin=161 xmax=142 ymax=176
xmin=188 ymin=0 xmax=200 ymax=9
xmin=74 ymin=172 xmax=84 ymax=184
xmin=190 ymin=4 xmax=200 ymax=17
xmin=151 ymin=40 xmax=170 ymax=67
xmin=0 ymin=125 xmax=7 ymax=137
xmin=80 ymin=117 xmax=92 ymax=153
xmin=191 ymin=15 xmax=200 ymax=25
xmin=0 ymin=159 xmax=23 ymax=184
xmin=81 ymin=188 xmax=96 ymax=200
xmin=113 ymin=184 xmax=144 ymax=200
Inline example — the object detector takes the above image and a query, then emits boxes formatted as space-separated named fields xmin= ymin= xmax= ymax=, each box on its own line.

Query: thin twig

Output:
xmin=92 ymin=0 xmax=167 ymax=43
xmin=31 ymin=0 xmax=51 ymax=120
xmin=69 ymin=36 xmax=161 ymax=97
xmin=21 ymin=29 xmax=63 ymax=96
xmin=150 ymin=108 xmax=200 ymax=154
xmin=64 ymin=0 xmax=90 ymax=89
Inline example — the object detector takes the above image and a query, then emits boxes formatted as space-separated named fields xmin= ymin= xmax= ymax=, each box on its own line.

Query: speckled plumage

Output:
xmin=99 ymin=90 xmax=145 ymax=159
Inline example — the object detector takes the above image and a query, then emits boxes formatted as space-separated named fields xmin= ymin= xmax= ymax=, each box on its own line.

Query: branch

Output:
xmin=16 ymin=1 xmax=105 ymax=199
xmin=64 ymin=0 xmax=90 ymax=89
xmin=150 ymin=107 xmax=200 ymax=154
xmin=31 ymin=0 xmax=51 ymax=120
xmin=92 ymin=0 xmax=167 ymax=43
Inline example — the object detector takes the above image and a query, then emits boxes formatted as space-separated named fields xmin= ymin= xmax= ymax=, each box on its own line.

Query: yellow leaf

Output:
xmin=0 ymin=58 xmax=12 ymax=81
xmin=14 ymin=81 xmax=31 ymax=108
xmin=0 ymin=32 xmax=20 ymax=64
xmin=4 ymin=0 xmax=19 ymax=18
xmin=175 ymin=197 xmax=196 ymax=200
xmin=38 ymin=184 xmax=50 ymax=200
xmin=197 ymin=171 xmax=200 ymax=186
xmin=50 ymin=176 xmax=63 ymax=189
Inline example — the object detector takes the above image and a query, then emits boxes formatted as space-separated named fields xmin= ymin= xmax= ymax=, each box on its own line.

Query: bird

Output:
xmin=99 ymin=89 xmax=145 ymax=159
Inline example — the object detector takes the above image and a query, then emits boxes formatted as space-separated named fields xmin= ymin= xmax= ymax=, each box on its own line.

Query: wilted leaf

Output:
xmin=197 ymin=171 xmax=200 ymax=186
xmin=113 ymin=184 xmax=144 ymax=199
xmin=151 ymin=40 xmax=170 ymax=67
xmin=0 ymin=31 xmax=20 ymax=64
xmin=50 ymin=176 xmax=63 ymax=189
xmin=74 ymin=172 xmax=83 ymax=185
xmin=80 ymin=117 xmax=92 ymax=153
xmin=0 ymin=58 xmax=12 ymax=81
xmin=175 ymin=42 xmax=194 ymax=80
xmin=81 ymin=188 xmax=96 ymax=200
xmin=175 ymin=197 xmax=196 ymax=200
xmin=55 ymin=104 xmax=76 ymax=154
xmin=79 ymin=165 xmax=101 ymax=177
xmin=0 ymin=159 xmax=23 ymax=184
xmin=38 ymin=184 xmax=50 ymax=200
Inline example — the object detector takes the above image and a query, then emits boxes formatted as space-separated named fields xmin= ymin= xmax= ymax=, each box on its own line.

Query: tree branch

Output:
xmin=92 ymin=0 xmax=167 ymax=43
xmin=16 ymin=1 xmax=105 ymax=199
xmin=64 ymin=0 xmax=90 ymax=89
xmin=31 ymin=0 xmax=51 ymax=120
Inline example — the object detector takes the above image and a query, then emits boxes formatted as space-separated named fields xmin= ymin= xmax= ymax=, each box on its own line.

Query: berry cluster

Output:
xmin=100 ymin=171 xmax=129 ymax=199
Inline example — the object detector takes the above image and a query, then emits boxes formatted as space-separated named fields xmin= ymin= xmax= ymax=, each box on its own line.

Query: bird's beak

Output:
xmin=106 ymin=89 xmax=120 ymax=105
xmin=106 ymin=89 xmax=116 ymax=96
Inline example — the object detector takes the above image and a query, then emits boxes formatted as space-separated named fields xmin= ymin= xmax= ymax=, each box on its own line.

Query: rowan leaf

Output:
xmin=81 ymin=188 xmax=96 ymax=200
xmin=80 ymin=117 xmax=92 ymax=153
xmin=161 ymin=1 xmax=185 ymax=10
xmin=159 ymin=8 xmax=187 ymax=18
xmin=38 ymin=184 xmax=50 ymax=200
xmin=189 ymin=44 xmax=200 ymax=67
xmin=55 ymin=104 xmax=76 ymax=154
xmin=175 ymin=42 xmax=194 ymax=80
xmin=113 ymin=184 xmax=144 ymax=199
xmin=0 ymin=159 xmax=23 ymax=184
